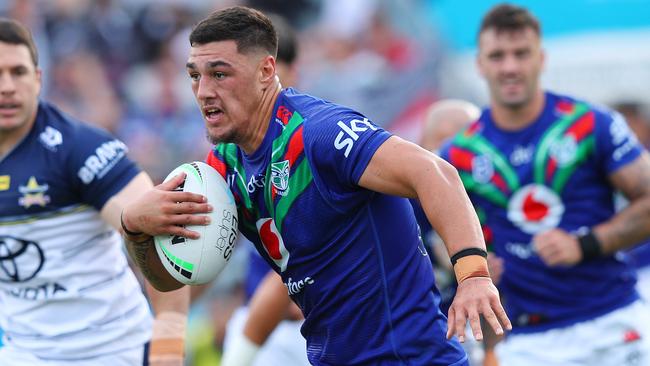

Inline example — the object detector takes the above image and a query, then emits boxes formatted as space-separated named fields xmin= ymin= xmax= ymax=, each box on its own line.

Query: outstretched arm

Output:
xmin=102 ymin=171 xmax=191 ymax=365
xmin=359 ymin=136 xmax=511 ymax=342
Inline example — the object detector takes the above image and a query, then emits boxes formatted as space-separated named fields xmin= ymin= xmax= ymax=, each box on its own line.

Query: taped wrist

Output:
xmin=221 ymin=332 xmax=261 ymax=366
xmin=577 ymin=230 xmax=603 ymax=262
xmin=451 ymin=248 xmax=490 ymax=283
xmin=150 ymin=311 xmax=187 ymax=359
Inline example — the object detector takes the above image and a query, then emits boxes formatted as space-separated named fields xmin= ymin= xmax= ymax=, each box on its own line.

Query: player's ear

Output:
xmin=259 ymin=55 xmax=276 ymax=86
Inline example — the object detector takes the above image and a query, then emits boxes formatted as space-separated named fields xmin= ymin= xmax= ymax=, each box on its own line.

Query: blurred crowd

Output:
xmin=0 ymin=0 xmax=442 ymax=182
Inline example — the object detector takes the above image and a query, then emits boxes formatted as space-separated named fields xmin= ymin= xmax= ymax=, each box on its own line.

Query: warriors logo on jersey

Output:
xmin=271 ymin=160 xmax=290 ymax=196
xmin=256 ymin=218 xmax=290 ymax=272
xmin=507 ymin=184 xmax=564 ymax=235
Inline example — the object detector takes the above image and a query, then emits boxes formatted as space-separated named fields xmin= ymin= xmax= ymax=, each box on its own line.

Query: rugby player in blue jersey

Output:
xmin=439 ymin=4 xmax=650 ymax=365
xmin=0 ymin=18 xmax=189 ymax=365
xmin=121 ymin=6 xmax=510 ymax=365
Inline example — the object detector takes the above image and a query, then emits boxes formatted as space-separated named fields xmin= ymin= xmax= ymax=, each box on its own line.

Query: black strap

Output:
xmin=120 ymin=210 xmax=144 ymax=236
xmin=578 ymin=231 xmax=602 ymax=261
xmin=450 ymin=247 xmax=488 ymax=266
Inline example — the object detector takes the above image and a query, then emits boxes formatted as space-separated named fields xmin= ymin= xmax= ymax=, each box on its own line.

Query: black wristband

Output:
xmin=578 ymin=231 xmax=602 ymax=261
xmin=120 ymin=210 xmax=144 ymax=237
xmin=450 ymin=247 xmax=488 ymax=266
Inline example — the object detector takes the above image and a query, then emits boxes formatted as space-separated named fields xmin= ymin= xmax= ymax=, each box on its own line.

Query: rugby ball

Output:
xmin=154 ymin=161 xmax=238 ymax=285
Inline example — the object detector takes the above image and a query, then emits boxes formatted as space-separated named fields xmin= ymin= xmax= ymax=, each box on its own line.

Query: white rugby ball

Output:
xmin=154 ymin=161 xmax=238 ymax=285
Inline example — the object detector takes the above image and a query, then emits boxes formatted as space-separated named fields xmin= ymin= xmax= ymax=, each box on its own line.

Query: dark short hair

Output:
xmin=189 ymin=6 xmax=277 ymax=57
xmin=479 ymin=3 xmax=541 ymax=37
xmin=0 ymin=18 xmax=39 ymax=66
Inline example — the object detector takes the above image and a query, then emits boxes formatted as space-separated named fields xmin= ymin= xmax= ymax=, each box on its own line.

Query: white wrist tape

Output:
xmin=221 ymin=332 xmax=261 ymax=366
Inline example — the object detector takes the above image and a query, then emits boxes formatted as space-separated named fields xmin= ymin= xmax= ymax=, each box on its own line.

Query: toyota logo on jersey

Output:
xmin=0 ymin=236 xmax=45 ymax=283
xmin=507 ymin=184 xmax=564 ymax=234
xmin=256 ymin=218 xmax=290 ymax=272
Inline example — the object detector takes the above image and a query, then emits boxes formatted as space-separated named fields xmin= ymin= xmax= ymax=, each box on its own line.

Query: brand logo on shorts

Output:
xmin=256 ymin=218 xmax=290 ymax=272
xmin=508 ymin=184 xmax=564 ymax=234
xmin=271 ymin=160 xmax=290 ymax=196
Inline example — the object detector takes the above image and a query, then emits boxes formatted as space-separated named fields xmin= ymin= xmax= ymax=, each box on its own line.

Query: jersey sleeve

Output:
xmin=67 ymin=124 xmax=140 ymax=211
xmin=303 ymin=109 xmax=392 ymax=210
xmin=594 ymin=108 xmax=644 ymax=174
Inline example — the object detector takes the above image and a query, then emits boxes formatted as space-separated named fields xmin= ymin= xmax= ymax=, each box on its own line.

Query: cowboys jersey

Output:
xmin=0 ymin=102 xmax=151 ymax=359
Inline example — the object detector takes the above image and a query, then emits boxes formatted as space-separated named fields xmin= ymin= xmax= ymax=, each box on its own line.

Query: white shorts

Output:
xmin=496 ymin=300 xmax=650 ymax=366
xmin=224 ymin=306 xmax=310 ymax=366
xmin=636 ymin=266 xmax=650 ymax=302
xmin=0 ymin=343 xmax=147 ymax=366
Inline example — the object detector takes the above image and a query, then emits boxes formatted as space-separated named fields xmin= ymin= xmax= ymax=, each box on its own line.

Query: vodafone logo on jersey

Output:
xmin=256 ymin=218 xmax=290 ymax=272
xmin=507 ymin=184 xmax=564 ymax=234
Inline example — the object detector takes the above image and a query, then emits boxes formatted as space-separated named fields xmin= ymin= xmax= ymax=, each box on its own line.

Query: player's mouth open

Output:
xmin=204 ymin=107 xmax=223 ymax=122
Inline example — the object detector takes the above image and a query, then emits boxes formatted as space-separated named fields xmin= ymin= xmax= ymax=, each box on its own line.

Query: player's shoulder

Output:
xmin=34 ymin=101 xmax=123 ymax=153
xmin=281 ymin=88 xmax=367 ymax=129
xmin=548 ymin=90 xmax=615 ymax=123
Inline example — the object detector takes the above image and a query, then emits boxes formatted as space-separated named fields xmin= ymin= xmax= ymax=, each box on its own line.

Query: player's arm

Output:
xmin=359 ymin=136 xmax=511 ymax=342
xmin=102 ymin=172 xmax=190 ymax=364
xmin=597 ymin=152 xmax=650 ymax=252
xmin=221 ymin=271 xmax=295 ymax=366
xmin=119 ymin=173 xmax=212 ymax=292
xmin=535 ymin=152 xmax=650 ymax=266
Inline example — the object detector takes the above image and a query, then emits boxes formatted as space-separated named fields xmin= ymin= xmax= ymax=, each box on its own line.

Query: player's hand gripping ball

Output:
xmin=154 ymin=162 xmax=238 ymax=285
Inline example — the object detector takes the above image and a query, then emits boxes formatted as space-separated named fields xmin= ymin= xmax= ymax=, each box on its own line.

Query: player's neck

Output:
xmin=241 ymin=81 xmax=282 ymax=155
xmin=0 ymin=118 xmax=35 ymax=158
xmin=490 ymin=90 xmax=545 ymax=131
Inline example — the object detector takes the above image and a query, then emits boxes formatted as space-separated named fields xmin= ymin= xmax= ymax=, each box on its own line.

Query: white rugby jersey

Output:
xmin=0 ymin=102 xmax=151 ymax=360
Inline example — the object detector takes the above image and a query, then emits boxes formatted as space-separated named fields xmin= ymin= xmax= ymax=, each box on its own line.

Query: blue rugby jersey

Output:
xmin=440 ymin=91 xmax=641 ymax=334
xmin=207 ymin=88 xmax=467 ymax=365
xmin=0 ymin=102 xmax=151 ymax=359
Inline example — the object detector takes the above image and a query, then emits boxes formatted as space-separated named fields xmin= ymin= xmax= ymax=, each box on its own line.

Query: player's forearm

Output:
xmin=124 ymin=235 xmax=184 ymax=292
xmin=593 ymin=194 xmax=650 ymax=254
xmin=415 ymin=158 xmax=486 ymax=255
xmin=244 ymin=272 xmax=293 ymax=345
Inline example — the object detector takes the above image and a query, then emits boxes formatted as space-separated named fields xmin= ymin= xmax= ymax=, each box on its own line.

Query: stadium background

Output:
xmin=1 ymin=0 xmax=648 ymax=364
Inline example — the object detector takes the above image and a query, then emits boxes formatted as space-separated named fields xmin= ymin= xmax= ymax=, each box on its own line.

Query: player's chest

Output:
xmin=0 ymin=155 xmax=75 ymax=218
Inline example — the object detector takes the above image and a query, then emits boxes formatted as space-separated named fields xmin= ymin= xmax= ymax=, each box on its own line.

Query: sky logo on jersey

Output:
xmin=0 ymin=175 xmax=9 ymax=191
xmin=334 ymin=118 xmax=378 ymax=158
xmin=77 ymin=139 xmax=128 ymax=184
xmin=18 ymin=176 xmax=51 ymax=208
xmin=271 ymin=160 xmax=290 ymax=196
xmin=508 ymin=184 xmax=564 ymax=234
xmin=256 ymin=218 xmax=290 ymax=272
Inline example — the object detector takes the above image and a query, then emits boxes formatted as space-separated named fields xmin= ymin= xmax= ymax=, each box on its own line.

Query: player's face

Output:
xmin=0 ymin=42 xmax=41 ymax=134
xmin=477 ymin=28 xmax=544 ymax=109
xmin=187 ymin=40 xmax=270 ymax=146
